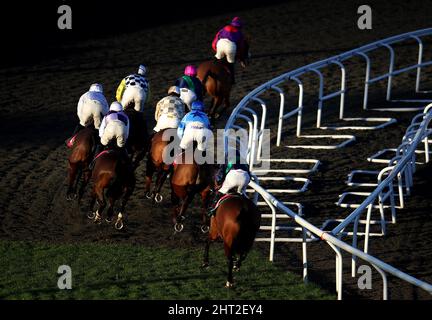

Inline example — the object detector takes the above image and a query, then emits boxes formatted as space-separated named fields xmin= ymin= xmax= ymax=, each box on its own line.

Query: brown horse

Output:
xmin=87 ymin=148 xmax=135 ymax=230
xmin=66 ymin=127 xmax=96 ymax=201
xmin=197 ymin=38 xmax=250 ymax=122
xmin=170 ymin=150 xmax=214 ymax=233
xmin=202 ymin=194 xmax=261 ymax=287
xmin=124 ymin=106 xmax=149 ymax=170
xmin=144 ymin=128 xmax=175 ymax=203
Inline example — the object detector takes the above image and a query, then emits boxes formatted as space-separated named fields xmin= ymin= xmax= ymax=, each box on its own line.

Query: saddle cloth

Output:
xmin=215 ymin=193 xmax=243 ymax=210
xmin=66 ymin=134 xmax=78 ymax=148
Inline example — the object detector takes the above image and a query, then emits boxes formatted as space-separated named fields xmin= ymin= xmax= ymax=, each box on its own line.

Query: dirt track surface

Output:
xmin=1 ymin=0 xmax=432 ymax=299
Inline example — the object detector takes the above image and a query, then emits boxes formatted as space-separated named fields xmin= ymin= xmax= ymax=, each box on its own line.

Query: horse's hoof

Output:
xmin=174 ymin=223 xmax=184 ymax=233
xmin=225 ymin=281 xmax=234 ymax=288
xmin=94 ymin=211 xmax=102 ymax=224
xmin=155 ymin=193 xmax=163 ymax=203
xmin=87 ymin=212 xmax=96 ymax=219
xmin=200 ymin=225 xmax=209 ymax=233
xmin=201 ymin=262 xmax=209 ymax=269
xmin=115 ymin=213 xmax=124 ymax=230
xmin=66 ymin=193 xmax=77 ymax=201
xmin=145 ymin=192 xmax=153 ymax=199
xmin=115 ymin=219 xmax=124 ymax=230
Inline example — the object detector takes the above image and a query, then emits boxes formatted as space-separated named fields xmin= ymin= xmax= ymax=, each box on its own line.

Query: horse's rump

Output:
xmin=69 ymin=127 xmax=95 ymax=164
xmin=198 ymin=60 xmax=231 ymax=84
xmin=150 ymin=129 xmax=177 ymax=167
xmin=215 ymin=196 xmax=260 ymax=255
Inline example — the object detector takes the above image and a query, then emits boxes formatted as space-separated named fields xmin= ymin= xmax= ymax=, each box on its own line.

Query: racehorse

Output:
xmin=144 ymin=129 xmax=175 ymax=203
xmin=201 ymin=194 xmax=261 ymax=287
xmin=170 ymin=149 xmax=215 ymax=233
xmin=124 ymin=105 xmax=149 ymax=170
xmin=66 ymin=126 xmax=96 ymax=201
xmin=197 ymin=38 xmax=250 ymax=122
xmin=87 ymin=147 xmax=135 ymax=230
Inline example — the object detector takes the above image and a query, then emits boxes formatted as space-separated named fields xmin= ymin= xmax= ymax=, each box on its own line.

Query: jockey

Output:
xmin=208 ymin=149 xmax=251 ymax=215
xmin=66 ymin=83 xmax=109 ymax=146
xmin=212 ymin=16 xmax=245 ymax=83
xmin=175 ymin=65 xmax=204 ymax=109
xmin=177 ymin=100 xmax=211 ymax=152
xmin=92 ymin=102 xmax=130 ymax=164
xmin=116 ymin=65 xmax=150 ymax=112
xmin=154 ymin=86 xmax=186 ymax=133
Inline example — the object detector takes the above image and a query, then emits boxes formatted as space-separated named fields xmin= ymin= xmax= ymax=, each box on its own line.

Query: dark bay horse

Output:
xmin=66 ymin=127 xmax=96 ymax=201
xmin=170 ymin=150 xmax=214 ymax=233
xmin=144 ymin=128 xmax=175 ymax=203
xmin=124 ymin=106 xmax=149 ymax=170
xmin=197 ymin=39 xmax=250 ymax=122
xmin=202 ymin=195 xmax=261 ymax=287
xmin=87 ymin=149 xmax=135 ymax=230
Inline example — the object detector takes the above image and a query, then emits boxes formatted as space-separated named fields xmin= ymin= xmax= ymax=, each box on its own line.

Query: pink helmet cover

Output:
xmin=184 ymin=65 xmax=197 ymax=77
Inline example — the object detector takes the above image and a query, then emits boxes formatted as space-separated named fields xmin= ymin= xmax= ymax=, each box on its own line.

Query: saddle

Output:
xmin=208 ymin=192 xmax=243 ymax=217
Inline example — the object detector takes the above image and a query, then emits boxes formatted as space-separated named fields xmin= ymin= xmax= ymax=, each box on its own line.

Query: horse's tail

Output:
xmin=232 ymin=198 xmax=260 ymax=256
xmin=201 ymin=68 xmax=211 ymax=89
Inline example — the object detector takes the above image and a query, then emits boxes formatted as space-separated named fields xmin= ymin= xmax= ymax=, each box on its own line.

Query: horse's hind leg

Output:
xmin=210 ymin=96 xmax=223 ymax=124
xmin=202 ymin=218 xmax=218 ymax=268
xmin=224 ymin=243 xmax=235 ymax=288
xmin=115 ymin=176 xmax=136 ymax=230
xmin=93 ymin=186 xmax=106 ymax=224
xmin=152 ymin=168 xmax=169 ymax=203
xmin=77 ymin=166 xmax=91 ymax=202
xmin=199 ymin=188 xmax=212 ymax=233
xmin=67 ymin=162 xmax=78 ymax=201
xmin=233 ymin=253 xmax=247 ymax=272
xmin=177 ymin=192 xmax=194 ymax=223
xmin=144 ymin=157 xmax=155 ymax=197
xmin=105 ymin=197 xmax=115 ymax=223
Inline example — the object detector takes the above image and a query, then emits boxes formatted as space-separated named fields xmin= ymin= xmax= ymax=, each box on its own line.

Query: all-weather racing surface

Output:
xmin=0 ymin=0 xmax=432 ymax=299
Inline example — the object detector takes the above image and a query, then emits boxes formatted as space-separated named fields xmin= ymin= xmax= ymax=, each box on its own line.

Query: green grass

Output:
xmin=0 ymin=241 xmax=333 ymax=300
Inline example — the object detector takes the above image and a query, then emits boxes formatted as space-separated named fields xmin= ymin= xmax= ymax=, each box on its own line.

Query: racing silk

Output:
xmin=116 ymin=74 xmax=150 ymax=102
xmin=77 ymin=90 xmax=109 ymax=116
xmin=215 ymin=161 xmax=250 ymax=185
xmin=99 ymin=110 xmax=130 ymax=139
xmin=177 ymin=110 xmax=211 ymax=140
xmin=212 ymin=25 xmax=244 ymax=51
xmin=175 ymin=76 xmax=204 ymax=101
xmin=155 ymin=95 xmax=185 ymax=121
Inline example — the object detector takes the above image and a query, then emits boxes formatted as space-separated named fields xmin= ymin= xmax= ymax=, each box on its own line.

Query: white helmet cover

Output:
xmin=110 ymin=101 xmax=123 ymax=112
xmin=89 ymin=83 xmax=103 ymax=93
xmin=168 ymin=86 xmax=180 ymax=95
xmin=138 ymin=65 xmax=147 ymax=75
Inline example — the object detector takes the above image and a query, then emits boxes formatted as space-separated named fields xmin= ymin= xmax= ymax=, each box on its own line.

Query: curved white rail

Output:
xmin=224 ymin=29 xmax=432 ymax=299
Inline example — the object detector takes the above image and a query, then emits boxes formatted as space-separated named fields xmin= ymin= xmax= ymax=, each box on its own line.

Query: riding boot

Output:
xmin=228 ymin=63 xmax=235 ymax=84
xmin=207 ymin=191 xmax=224 ymax=216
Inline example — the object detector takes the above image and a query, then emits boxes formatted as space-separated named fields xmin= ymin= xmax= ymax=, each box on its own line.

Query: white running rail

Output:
xmin=224 ymin=29 xmax=432 ymax=299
